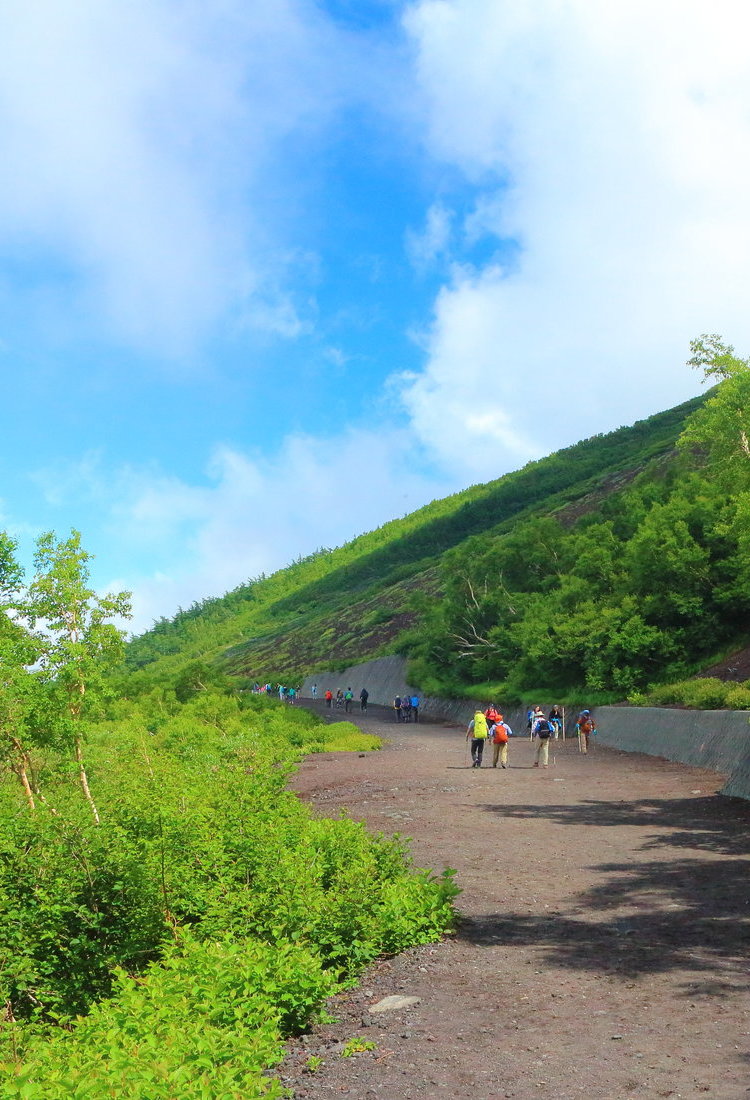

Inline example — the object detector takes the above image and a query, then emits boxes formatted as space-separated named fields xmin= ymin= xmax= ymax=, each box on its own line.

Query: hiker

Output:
xmin=360 ymin=687 xmax=369 ymax=712
xmin=548 ymin=704 xmax=563 ymax=739
xmin=324 ymin=689 xmax=333 ymax=708
xmin=335 ymin=689 xmax=344 ymax=709
xmin=485 ymin=703 xmax=499 ymax=727
xmin=394 ymin=695 xmax=402 ymax=722
xmin=400 ymin=696 xmax=412 ymax=722
xmin=526 ymin=707 xmax=534 ymax=732
xmin=529 ymin=704 xmax=545 ymax=738
xmin=311 ymin=683 xmax=317 ymax=699
xmin=532 ymin=709 xmax=553 ymax=768
xmin=287 ymin=686 xmax=296 ymax=704
xmin=576 ymin=710 xmax=596 ymax=754
xmin=344 ymin=687 xmax=354 ymax=713
xmin=466 ymin=710 xmax=489 ymax=768
xmin=490 ymin=713 xmax=513 ymax=768
xmin=411 ymin=694 xmax=420 ymax=722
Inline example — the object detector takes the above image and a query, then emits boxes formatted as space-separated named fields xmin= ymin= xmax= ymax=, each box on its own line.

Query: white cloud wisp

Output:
xmin=398 ymin=0 xmax=750 ymax=480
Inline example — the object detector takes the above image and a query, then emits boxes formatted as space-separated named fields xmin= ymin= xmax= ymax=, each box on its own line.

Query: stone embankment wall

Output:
xmin=301 ymin=657 xmax=750 ymax=800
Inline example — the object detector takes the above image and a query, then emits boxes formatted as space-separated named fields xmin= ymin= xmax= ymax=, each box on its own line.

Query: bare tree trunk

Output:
xmin=13 ymin=763 xmax=36 ymax=810
xmin=7 ymin=736 xmax=36 ymax=810
xmin=71 ymin=679 xmax=100 ymax=824
xmin=74 ymin=734 xmax=100 ymax=825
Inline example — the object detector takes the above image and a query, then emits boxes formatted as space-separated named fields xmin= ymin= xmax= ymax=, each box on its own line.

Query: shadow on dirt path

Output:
xmin=279 ymin=699 xmax=750 ymax=1099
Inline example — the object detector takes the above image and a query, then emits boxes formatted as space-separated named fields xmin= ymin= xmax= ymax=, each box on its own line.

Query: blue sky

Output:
xmin=2 ymin=0 xmax=750 ymax=633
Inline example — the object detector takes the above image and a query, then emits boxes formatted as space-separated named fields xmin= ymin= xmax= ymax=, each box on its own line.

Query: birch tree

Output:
xmin=24 ymin=530 xmax=131 ymax=824
xmin=0 ymin=532 xmax=40 ymax=808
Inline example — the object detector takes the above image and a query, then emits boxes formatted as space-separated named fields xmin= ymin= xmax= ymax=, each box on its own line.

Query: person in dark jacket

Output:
xmin=548 ymin=705 xmax=563 ymax=739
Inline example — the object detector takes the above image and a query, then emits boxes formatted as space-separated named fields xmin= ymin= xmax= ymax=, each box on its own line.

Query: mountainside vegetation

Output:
xmin=118 ymin=338 xmax=750 ymax=707
xmin=121 ymin=393 xmax=713 ymax=694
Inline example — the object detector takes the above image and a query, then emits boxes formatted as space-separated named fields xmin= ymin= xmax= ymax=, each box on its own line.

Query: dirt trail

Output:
xmin=280 ymin=703 xmax=750 ymax=1099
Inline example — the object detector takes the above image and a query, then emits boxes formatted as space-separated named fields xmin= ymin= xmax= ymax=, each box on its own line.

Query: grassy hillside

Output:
xmin=122 ymin=395 xmax=707 ymax=693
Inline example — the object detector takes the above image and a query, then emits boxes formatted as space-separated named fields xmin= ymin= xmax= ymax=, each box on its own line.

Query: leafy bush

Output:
xmin=3 ymin=935 xmax=331 ymax=1098
xmin=644 ymin=677 xmax=750 ymax=709
xmin=0 ymin=692 xmax=456 ymax=1093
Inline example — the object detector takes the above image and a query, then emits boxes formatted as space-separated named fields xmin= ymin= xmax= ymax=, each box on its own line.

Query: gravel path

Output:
xmin=280 ymin=702 xmax=750 ymax=1099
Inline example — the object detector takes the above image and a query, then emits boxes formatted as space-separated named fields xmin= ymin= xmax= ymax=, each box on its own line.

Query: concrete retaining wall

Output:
xmin=594 ymin=706 xmax=750 ymax=774
xmin=302 ymin=658 xmax=750 ymax=800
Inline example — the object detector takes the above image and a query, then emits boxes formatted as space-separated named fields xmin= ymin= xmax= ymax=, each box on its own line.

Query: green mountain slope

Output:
xmin=123 ymin=394 xmax=708 ymax=694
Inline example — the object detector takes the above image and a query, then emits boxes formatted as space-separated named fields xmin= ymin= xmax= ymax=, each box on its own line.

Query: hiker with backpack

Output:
xmin=528 ymin=704 xmax=544 ymax=740
xmin=576 ymin=710 xmax=596 ymax=754
xmin=489 ymin=713 xmax=513 ymax=768
xmin=531 ymin=707 xmax=553 ymax=768
xmin=548 ymin=704 xmax=563 ymax=739
xmin=344 ymin=687 xmax=354 ymax=713
xmin=359 ymin=687 xmax=369 ymax=712
xmin=466 ymin=710 xmax=489 ymax=768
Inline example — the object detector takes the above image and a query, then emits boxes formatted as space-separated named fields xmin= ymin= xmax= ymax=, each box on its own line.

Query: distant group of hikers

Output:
xmin=252 ymin=682 xmax=301 ymax=703
xmin=315 ymin=686 xmax=369 ymax=713
xmin=393 ymin=694 xmax=421 ymax=722
xmin=312 ymin=686 xmax=422 ymax=720
xmin=466 ymin=704 xmax=597 ymax=769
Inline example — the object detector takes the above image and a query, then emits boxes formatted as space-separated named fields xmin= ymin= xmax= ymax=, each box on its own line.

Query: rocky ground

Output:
xmin=279 ymin=702 xmax=750 ymax=1099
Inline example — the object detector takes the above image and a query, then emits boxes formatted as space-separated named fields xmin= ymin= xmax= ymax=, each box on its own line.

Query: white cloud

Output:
xmin=398 ymin=0 xmax=750 ymax=480
xmin=406 ymin=201 xmax=454 ymax=269
xmin=48 ymin=431 xmax=449 ymax=634
xmin=0 ymin=1 xmax=376 ymax=352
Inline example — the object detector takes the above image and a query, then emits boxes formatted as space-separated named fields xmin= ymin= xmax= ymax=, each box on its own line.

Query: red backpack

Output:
xmin=493 ymin=723 xmax=509 ymax=744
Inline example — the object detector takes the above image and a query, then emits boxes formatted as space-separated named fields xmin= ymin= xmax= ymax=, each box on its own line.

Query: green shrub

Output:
xmin=643 ymin=677 xmax=750 ymax=709
xmin=0 ymin=691 xmax=457 ymax=1091
xmin=2 ymin=934 xmax=332 ymax=1098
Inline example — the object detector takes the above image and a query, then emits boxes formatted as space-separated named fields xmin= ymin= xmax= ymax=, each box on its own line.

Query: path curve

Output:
xmin=280 ymin=702 xmax=750 ymax=1099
